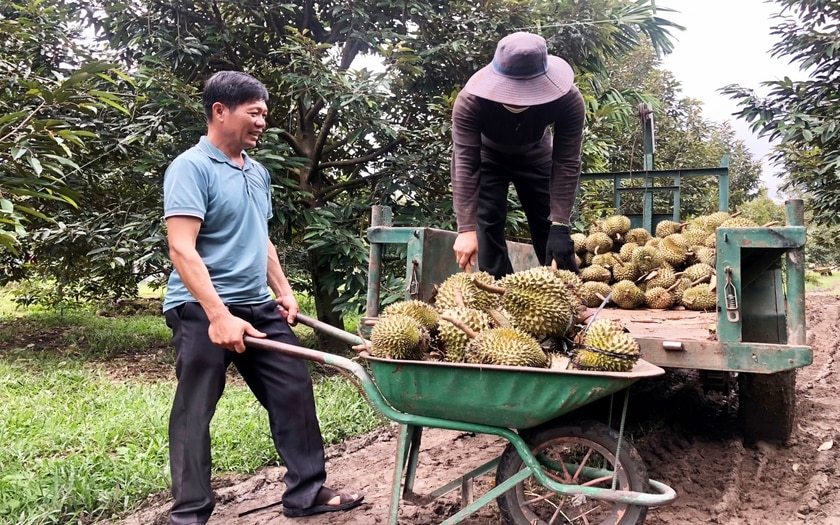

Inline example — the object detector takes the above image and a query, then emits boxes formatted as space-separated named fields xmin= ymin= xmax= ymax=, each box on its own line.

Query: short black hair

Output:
xmin=202 ymin=71 xmax=269 ymax=121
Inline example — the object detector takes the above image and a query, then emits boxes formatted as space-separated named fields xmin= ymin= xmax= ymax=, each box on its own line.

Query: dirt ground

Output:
xmin=102 ymin=289 xmax=840 ymax=525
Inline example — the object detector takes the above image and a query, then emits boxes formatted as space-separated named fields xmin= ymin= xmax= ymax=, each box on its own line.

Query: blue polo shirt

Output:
xmin=162 ymin=136 xmax=273 ymax=312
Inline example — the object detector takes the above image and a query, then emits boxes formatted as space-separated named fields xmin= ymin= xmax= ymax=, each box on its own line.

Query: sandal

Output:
xmin=282 ymin=486 xmax=364 ymax=517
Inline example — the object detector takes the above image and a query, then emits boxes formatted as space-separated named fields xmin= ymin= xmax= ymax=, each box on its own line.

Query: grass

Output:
xmin=0 ymin=288 xmax=382 ymax=525
xmin=805 ymin=271 xmax=840 ymax=293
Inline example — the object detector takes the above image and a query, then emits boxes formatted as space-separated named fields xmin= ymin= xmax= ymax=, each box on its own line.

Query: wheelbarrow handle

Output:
xmin=294 ymin=313 xmax=369 ymax=348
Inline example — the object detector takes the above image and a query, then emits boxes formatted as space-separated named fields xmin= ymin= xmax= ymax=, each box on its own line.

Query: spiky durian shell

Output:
xmin=498 ymin=267 xmax=575 ymax=337
xmin=580 ymin=281 xmax=613 ymax=308
xmin=683 ymin=263 xmax=715 ymax=283
xmin=465 ymin=326 xmax=548 ymax=368
xmin=585 ymin=232 xmax=613 ymax=255
xmin=705 ymin=211 xmax=732 ymax=229
xmin=381 ymin=300 xmax=439 ymax=331
xmin=437 ymin=306 xmax=493 ymax=363
xmin=681 ymin=284 xmax=717 ymax=311
xmin=624 ymin=228 xmax=652 ymax=246
xmin=579 ymin=264 xmax=612 ymax=283
xmin=611 ymin=259 xmax=640 ymax=282
xmin=611 ymin=280 xmax=645 ymax=309
xmin=655 ymin=220 xmax=683 ymax=238
xmin=574 ymin=323 xmax=640 ymax=372
xmin=603 ymin=215 xmax=632 ymax=240
xmin=720 ymin=217 xmax=759 ymax=228
xmin=682 ymin=227 xmax=710 ymax=246
xmin=632 ymin=246 xmax=663 ymax=274
xmin=644 ymin=263 xmax=677 ymax=289
xmin=660 ymin=233 xmax=690 ymax=267
xmin=583 ymin=318 xmax=626 ymax=340
xmin=571 ymin=233 xmax=588 ymax=254
xmin=618 ymin=242 xmax=639 ymax=262
xmin=369 ymin=314 xmax=426 ymax=360
xmin=694 ymin=246 xmax=716 ymax=267
xmin=669 ymin=276 xmax=692 ymax=305
xmin=435 ymin=271 xmax=501 ymax=311
xmin=591 ymin=252 xmax=617 ymax=269
xmin=645 ymin=286 xmax=675 ymax=309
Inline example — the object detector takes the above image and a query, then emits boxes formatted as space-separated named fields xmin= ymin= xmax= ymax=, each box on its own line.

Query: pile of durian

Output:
xmin=365 ymin=267 xmax=641 ymax=372
xmin=573 ymin=211 xmax=763 ymax=311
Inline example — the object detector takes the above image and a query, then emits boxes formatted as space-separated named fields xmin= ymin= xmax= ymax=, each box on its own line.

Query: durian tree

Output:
xmin=723 ymin=0 xmax=840 ymax=227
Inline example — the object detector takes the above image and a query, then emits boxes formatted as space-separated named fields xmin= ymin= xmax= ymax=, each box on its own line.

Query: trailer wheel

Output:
xmin=738 ymin=370 xmax=796 ymax=443
xmin=496 ymin=420 xmax=649 ymax=525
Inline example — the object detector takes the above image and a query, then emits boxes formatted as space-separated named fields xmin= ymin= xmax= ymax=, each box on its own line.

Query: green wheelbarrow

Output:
xmin=244 ymin=315 xmax=676 ymax=525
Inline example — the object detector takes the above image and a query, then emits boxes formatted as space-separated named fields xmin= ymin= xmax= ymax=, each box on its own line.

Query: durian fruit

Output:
xmin=603 ymin=215 xmax=632 ymax=241
xmin=434 ymin=271 xmax=501 ymax=311
xmin=579 ymin=264 xmax=612 ymax=283
xmin=610 ymin=280 xmax=645 ymax=309
xmin=644 ymin=286 xmax=675 ymax=309
xmin=496 ymin=267 xmax=576 ymax=337
xmin=381 ymin=300 xmax=439 ymax=331
xmin=632 ymin=246 xmax=663 ymax=274
xmin=571 ymin=233 xmax=588 ymax=254
xmin=645 ymin=237 xmax=662 ymax=249
xmin=547 ymin=268 xmax=585 ymax=316
xmin=705 ymin=211 xmax=732 ymax=229
xmin=588 ymin=219 xmax=605 ymax=235
xmin=438 ymin=307 xmax=493 ymax=362
xmin=703 ymin=231 xmax=718 ymax=249
xmin=693 ymin=246 xmax=716 ymax=267
xmin=580 ymin=281 xmax=613 ymax=308
xmin=668 ymin=276 xmax=693 ymax=305
xmin=617 ymin=242 xmax=639 ymax=262
xmin=465 ymin=326 xmax=548 ymax=368
xmin=644 ymin=263 xmax=677 ymax=289
xmin=655 ymin=220 xmax=683 ymax=238
xmin=720 ymin=217 xmax=759 ymax=228
xmin=573 ymin=319 xmax=640 ymax=372
xmin=369 ymin=314 xmax=427 ymax=360
xmin=681 ymin=284 xmax=717 ymax=311
xmin=660 ymin=233 xmax=690 ymax=267
xmin=624 ymin=228 xmax=652 ymax=246
xmin=591 ymin=252 xmax=617 ymax=269
xmin=585 ymin=232 xmax=614 ymax=255
xmin=682 ymin=227 xmax=710 ymax=247
xmin=683 ymin=263 xmax=715 ymax=283
xmin=611 ymin=259 xmax=640 ymax=282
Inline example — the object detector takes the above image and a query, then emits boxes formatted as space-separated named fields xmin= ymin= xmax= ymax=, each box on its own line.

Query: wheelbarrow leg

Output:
xmin=389 ymin=424 xmax=423 ymax=525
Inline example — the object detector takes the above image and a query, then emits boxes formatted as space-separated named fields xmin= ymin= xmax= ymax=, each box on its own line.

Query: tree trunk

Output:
xmin=307 ymin=249 xmax=346 ymax=354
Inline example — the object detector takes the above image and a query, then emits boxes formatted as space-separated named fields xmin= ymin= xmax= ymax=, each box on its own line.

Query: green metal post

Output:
xmin=366 ymin=206 xmax=391 ymax=318
xmin=785 ymin=199 xmax=806 ymax=347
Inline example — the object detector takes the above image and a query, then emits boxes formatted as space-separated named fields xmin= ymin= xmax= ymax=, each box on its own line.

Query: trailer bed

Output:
xmin=597 ymin=308 xmax=717 ymax=343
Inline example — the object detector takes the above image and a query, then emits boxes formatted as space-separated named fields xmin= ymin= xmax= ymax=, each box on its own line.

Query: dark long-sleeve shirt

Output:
xmin=450 ymin=86 xmax=585 ymax=232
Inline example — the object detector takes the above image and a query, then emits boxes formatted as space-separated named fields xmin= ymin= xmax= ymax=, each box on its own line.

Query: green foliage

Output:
xmin=722 ymin=0 xmax=840 ymax=225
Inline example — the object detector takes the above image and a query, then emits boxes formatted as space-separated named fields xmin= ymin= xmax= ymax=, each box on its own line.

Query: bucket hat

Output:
xmin=463 ymin=32 xmax=574 ymax=106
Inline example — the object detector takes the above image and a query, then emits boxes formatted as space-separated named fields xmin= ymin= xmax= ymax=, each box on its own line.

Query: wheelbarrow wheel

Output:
xmin=496 ymin=420 xmax=649 ymax=525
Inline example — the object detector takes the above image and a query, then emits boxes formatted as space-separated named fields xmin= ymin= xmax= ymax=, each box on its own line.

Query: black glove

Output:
xmin=545 ymin=224 xmax=579 ymax=273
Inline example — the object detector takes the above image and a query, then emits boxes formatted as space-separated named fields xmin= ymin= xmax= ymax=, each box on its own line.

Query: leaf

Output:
xmin=817 ymin=440 xmax=833 ymax=451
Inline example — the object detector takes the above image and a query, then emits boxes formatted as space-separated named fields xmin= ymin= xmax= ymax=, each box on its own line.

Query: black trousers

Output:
xmin=164 ymin=301 xmax=326 ymax=525
xmin=477 ymin=149 xmax=552 ymax=279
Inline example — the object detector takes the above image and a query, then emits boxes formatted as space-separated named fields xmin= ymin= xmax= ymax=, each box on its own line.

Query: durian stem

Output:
xmin=486 ymin=308 xmax=512 ymax=328
xmin=470 ymin=277 xmax=506 ymax=295
xmin=439 ymin=314 xmax=478 ymax=339
xmin=453 ymin=287 xmax=466 ymax=308
xmin=762 ymin=220 xmax=780 ymax=227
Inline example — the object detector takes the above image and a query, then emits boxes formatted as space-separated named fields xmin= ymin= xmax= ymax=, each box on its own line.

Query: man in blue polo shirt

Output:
xmin=162 ymin=70 xmax=363 ymax=524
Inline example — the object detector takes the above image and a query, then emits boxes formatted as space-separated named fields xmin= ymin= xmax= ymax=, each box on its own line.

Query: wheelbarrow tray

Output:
xmin=361 ymin=353 xmax=664 ymax=429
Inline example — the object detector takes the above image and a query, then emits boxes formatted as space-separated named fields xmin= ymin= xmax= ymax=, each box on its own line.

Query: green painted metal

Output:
xmin=713 ymin=200 xmax=811 ymax=373
xmin=635 ymin=339 xmax=812 ymax=372
xmin=363 ymin=355 xmax=664 ymax=429
xmin=579 ymin=167 xmax=730 ymax=232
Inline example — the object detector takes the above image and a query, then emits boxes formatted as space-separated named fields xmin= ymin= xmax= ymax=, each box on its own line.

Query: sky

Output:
xmin=656 ymin=0 xmax=805 ymax=199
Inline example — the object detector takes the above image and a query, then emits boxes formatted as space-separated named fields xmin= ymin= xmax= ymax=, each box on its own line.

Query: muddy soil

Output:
xmin=102 ymin=290 xmax=840 ymax=525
